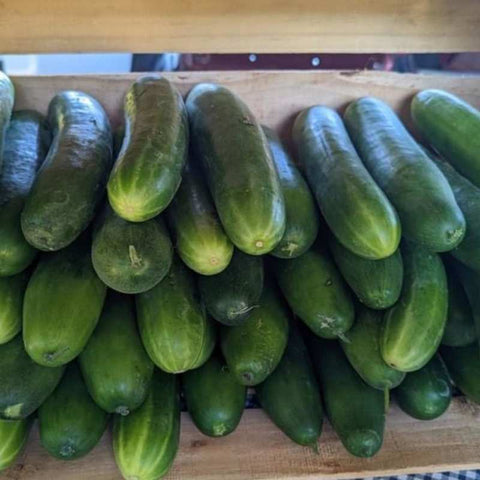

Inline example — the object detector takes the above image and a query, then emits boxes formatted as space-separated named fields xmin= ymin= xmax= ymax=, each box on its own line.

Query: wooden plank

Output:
xmin=4 ymin=399 xmax=480 ymax=480
xmin=0 ymin=0 xmax=479 ymax=54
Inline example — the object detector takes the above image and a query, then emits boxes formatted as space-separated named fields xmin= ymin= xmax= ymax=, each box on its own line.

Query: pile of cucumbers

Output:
xmin=0 ymin=69 xmax=480 ymax=478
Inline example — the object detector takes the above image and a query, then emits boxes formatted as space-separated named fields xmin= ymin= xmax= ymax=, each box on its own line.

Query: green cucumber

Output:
xmin=0 ymin=111 xmax=50 ymax=276
xmin=393 ymin=354 xmax=452 ymax=420
xmin=0 ymin=335 xmax=64 ymax=419
xmin=136 ymin=256 xmax=215 ymax=373
xmin=293 ymin=106 xmax=400 ymax=259
xmin=0 ymin=72 xmax=14 ymax=170
xmin=92 ymin=204 xmax=173 ymax=294
xmin=256 ymin=326 xmax=323 ymax=448
xmin=0 ymin=417 xmax=32 ymax=471
xmin=113 ymin=369 xmax=180 ymax=480
xmin=273 ymin=247 xmax=354 ymax=339
xmin=198 ymin=249 xmax=264 ymax=326
xmin=220 ymin=286 xmax=289 ymax=386
xmin=186 ymin=83 xmax=285 ymax=255
xmin=263 ymin=126 xmax=319 ymax=259
xmin=38 ymin=363 xmax=108 ymax=460
xmin=0 ymin=271 xmax=29 ymax=345
xmin=108 ymin=76 xmax=188 ymax=222
xmin=167 ymin=160 xmax=233 ymax=275
xmin=330 ymin=236 xmax=403 ymax=310
xmin=307 ymin=337 xmax=385 ymax=458
xmin=344 ymin=97 xmax=465 ymax=252
xmin=23 ymin=235 xmax=107 ymax=367
xmin=21 ymin=91 xmax=112 ymax=251
xmin=341 ymin=307 xmax=405 ymax=390
xmin=411 ymin=89 xmax=480 ymax=188
xmin=381 ymin=241 xmax=447 ymax=372
xmin=79 ymin=292 xmax=154 ymax=415
xmin=183 ymin=352 xmax=246 ymax=437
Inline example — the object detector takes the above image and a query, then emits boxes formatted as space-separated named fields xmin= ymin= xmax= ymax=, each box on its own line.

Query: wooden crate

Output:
xmin=4 ymin=70 xmax=480 ymax=479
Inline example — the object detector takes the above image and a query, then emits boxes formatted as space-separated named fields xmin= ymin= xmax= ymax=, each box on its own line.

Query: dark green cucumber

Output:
xmin=108 ymin=76 xmax=188 ymax=222
xmin=330 ymin=236 xmax=403 ymax=310
xmin=198 ymin=249 xmax=264 ymax=326
xmin=273 ymin=247 xmax=354 ymax=339
xmin=38 ymin=363 xmax=108 ymax=460
xmin=0 ymin=72 xmax=14 ymax=171
xmin=263 ymin=126 xmax=319 ymax=259
xmin=183 ymin=352 xmax=246 ymax=437
xmin=186 ymin=83 xmax=285 ymax=255
xmin=0 ymin=335 xmax=64 ymax=419
xmin=167 ymin=160 xmax=233 ymax=275
xmin=344 ymin=97 xmax=465 ymax=252
xmin=307 ymin=337 xmax=385 ymax=458
xmin=256 ymin=326 xmax=323 ymax=448
xmin=21 ymin=91 xmax=112 ymax=251
xmin=0 ymin=417 xmax=32 ymax=471
xmin=79 ymin=292 xmax=154 ymax=415
xmin=23 ymin=235 xmax=107 ymax=367
xmin=412 ymin=89 xmax=480 ymax=188
xmin=92 ymin=204 xmax=173 ymax=294
xmin=441 ymin=343 xmax=480 ymax=404
xmin=293 ymin=106 xmax=400 ymax=259
xmin=113 ymin=369 xmax=180 ymax=480
xmin=0 ymin=111 xmax=50 ymax=276
xmin=341 ymin=307 xmax=405 ymax=390
xmin=136 ymin=256 xmax=215 ymax=373
xmin=220 ymin=286 xmax=289 ymax=386
xmin=0 ymin=271 xmax=29 ymax=345
xmin=393 ymin=354 xmax=452 ymax=420
xmin=381 ymin=241 xmax=447 ymax=372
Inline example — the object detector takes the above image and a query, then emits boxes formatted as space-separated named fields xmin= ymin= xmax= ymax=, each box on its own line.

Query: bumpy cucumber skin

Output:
xmin=108 ymin=76 xmax=188 ymax=222
xmin=344 ymin=97 xmax=465 ymax=253
xmin=0 ymin=72 xmax=14 ymax=172
xmin=92 ymin=204 xmax=173 ymax=294
xmin=381 ymin=241 xmax=447 ymax=372
xmin=412 ymin=89 xmax=480 ymax=188
xmin=198 ymin=249 xmax=264 ymax=326
xmin=293 ymin=106 xmax=400 ymax=260
xmin=186 ymin=83 xmax=285 ymax=255
xmin=0 ymin=111 xmax=50 ymax=276
xmin=0 ymin=417 xmax=33 ymax=471
xmin=167 ymin=160 xmax=233 ymax=275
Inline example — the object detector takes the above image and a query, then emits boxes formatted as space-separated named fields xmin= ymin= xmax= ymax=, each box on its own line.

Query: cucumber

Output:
xmin=411 ymin=90 xmax=480 ymax=188
xmin=0 ymin=271 xmax=29 ymax=345
xmin=263 ymin=126 xmax=319 ymax=259
xmin=0 ymin=417 xmax=32 ymax=471
xmin=21 ymin=91 xmax=112 ymax=251
xmin=441 ymin=343 xmax=480 ymax=404
xmin=256 ymin=325 xmax=323 ymax=448
xmin=113 ymin=369 xmax=180 ymax=480
xmin=393 ymin=354 xmax=452 ymax=420
xmin=167 ymin=160 xmax=233 ymax=275
xmin=198 ymin=249 xmax=263 ymax=326
xmin=136 ymin=256 xmax=216 ymax=373
xmin=92 ymin=204 xmax=173 ymax=294
xmin=381 ymin=241 xmax=447 ymax=372
xmin=220 ymin=286 xmax=289 ymax=386
xmin=182 ymin=352 xmax=246 ymax=437
xmin=23 ymin=235 xmax=107 ymax=367
xmin=0 ymin=72 xmax=14 ymax=170
xmin=38 ymin=363 xmax=108 ymax=460
xmin=341 ymin=307 xmax=405 ymax=390
xmin=293 ymin=106 xmax=400 ymax=260
xmin=108 ymin=76 xmax=188 ymax=222
xmin=0 ymin=111 xmax=50 ymax=276
xmin=307 ymin=337 xmax=385 ymax=458
xmin=273 ymin=247 xmax=354 ymax=339
xmin=79 ymin=292 xmax=154 ymax=415
xmin=0 ymin=335 xmax=64 ymax=419
xmin=344 ymin=97 xmax=465 ymax=252
xmin=186 ymin=83 xmax=285 ymax=255
xmin=330 ymin=236 xmax=403 ymax=310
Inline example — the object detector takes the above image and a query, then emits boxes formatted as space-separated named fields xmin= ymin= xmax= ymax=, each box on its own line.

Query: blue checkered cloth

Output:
xmin=361 ymin=471 xmax=480 ymax=480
